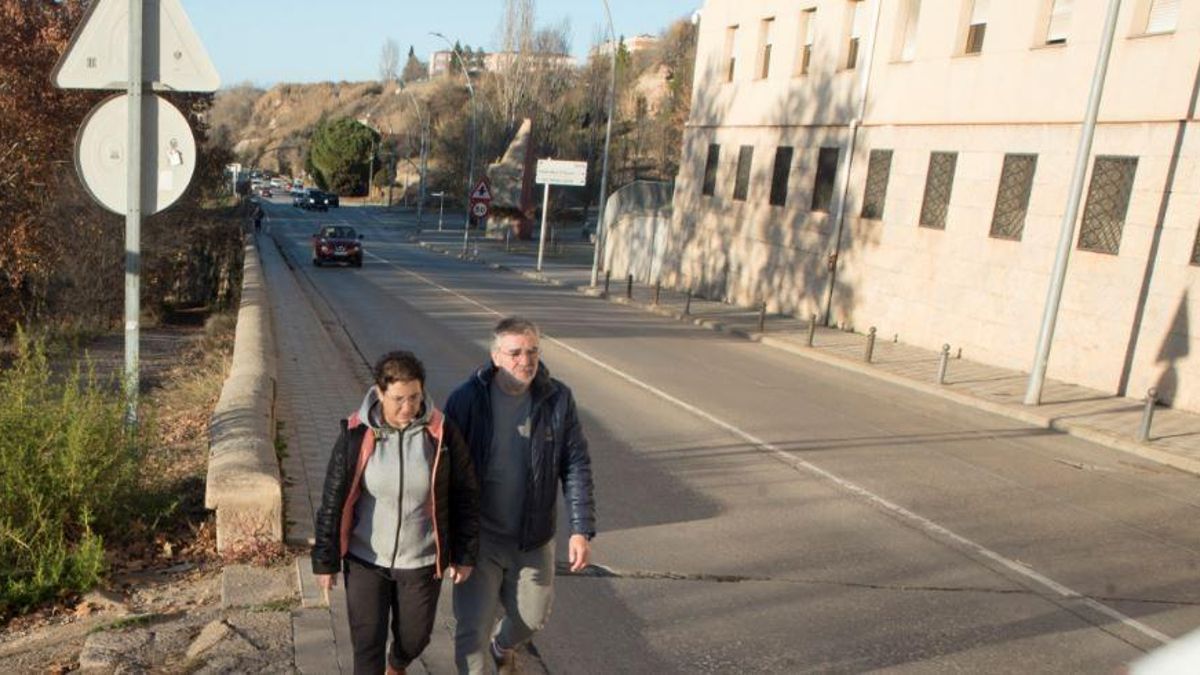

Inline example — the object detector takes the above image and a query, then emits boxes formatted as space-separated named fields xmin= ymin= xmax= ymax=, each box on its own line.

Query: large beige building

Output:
xmin=649 ymin=0 xmax=1200 ymax=411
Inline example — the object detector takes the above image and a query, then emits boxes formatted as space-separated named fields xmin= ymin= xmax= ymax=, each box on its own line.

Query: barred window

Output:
xmin=989 ymin=154 xmax=1037 ymax=240
xmin=919 ymin=152 xmax=957 ymax=229
xmin=860 ymin=149 xmax=893 ymax=220
xmin=702 ymin=144 xmax=720 ymax=197
xmin=769 ymin=146 xmax=793 ymax=207
xmin=1078 ymin=156 xmax=1137 ymax=255
xmin=733 ymin=145 xmax=754 ymax=201
xmin=812 ymin=147 xmax=840 ymax=212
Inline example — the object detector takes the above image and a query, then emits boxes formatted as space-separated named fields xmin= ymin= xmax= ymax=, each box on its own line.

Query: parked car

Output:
xmin=260 ymin=187 xmax=272 ymax=198
xmin=311 ymin=225 xmax=363 ymax=267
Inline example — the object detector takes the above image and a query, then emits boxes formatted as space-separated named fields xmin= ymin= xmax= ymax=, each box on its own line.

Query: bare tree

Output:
xmin=379 ymin=38 xmax=400 ymax=83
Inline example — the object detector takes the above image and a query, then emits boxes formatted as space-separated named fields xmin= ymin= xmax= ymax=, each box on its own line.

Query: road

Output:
xmin=259 ymin=196 xmax=1200 ymax=673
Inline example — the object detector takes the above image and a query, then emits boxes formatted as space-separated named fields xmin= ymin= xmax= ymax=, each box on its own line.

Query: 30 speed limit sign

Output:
xmin=471 ymin=201 xmax=489 ymax=218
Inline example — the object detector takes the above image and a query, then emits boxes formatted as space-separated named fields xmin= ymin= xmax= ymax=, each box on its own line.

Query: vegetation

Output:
xmin=307 ymin=117 xmax=379 ymax=196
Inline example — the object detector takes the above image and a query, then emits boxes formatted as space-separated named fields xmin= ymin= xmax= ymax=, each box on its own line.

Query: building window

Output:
xmin=846 ymin=1 xmax=869 ymax=70
xmin=812 ymin=147 xmax=841 ymax=212
xmin=769 ymin=147 xmax=793 ymax=207
xmin=701 ymin=144 xmax=720 ymax=197
xmin=1045 ymin=0 xmax=1073 ymax=44
xmin=919 ymin=152 xmax=957 ymax=229
xmin=964 ymin=0 xmax=988 ymax=54
xmin=758 ymin=18 xmax=775 ymax=79
xmin=1078 ymin=156 xmax=1137 ymax=255
xmin=724 ymin=25 xmax=739 ymax=82
xmin=733 ymin=145 xmax=754 ymax=201
xmin=1145 ymin=0 xmax=1180 ymax=34
xmin=990 ymin=154 xmax=1037 ymax=240
xmin=860 ymin=149 xmax=893 ymax=220
xmin=896 ymin=0 xmax=922 ymax=61
xmin=1190 ymin=222 xmax=1200 ymax=265
xmin=797 ymin=9 xmax=817 ymax=75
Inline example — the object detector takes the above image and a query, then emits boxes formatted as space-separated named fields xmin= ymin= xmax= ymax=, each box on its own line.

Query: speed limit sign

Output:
xmin=471 ymin=201 xmax=489 ymax=218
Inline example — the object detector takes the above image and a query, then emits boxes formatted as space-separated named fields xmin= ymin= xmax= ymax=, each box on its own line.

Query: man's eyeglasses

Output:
xmin=502 ymin=348 xmax=540 ymax=359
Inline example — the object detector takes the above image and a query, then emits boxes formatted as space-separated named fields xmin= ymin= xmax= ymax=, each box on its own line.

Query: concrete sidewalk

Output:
xmin=413 ymin=228 xmax=1200 ymax=479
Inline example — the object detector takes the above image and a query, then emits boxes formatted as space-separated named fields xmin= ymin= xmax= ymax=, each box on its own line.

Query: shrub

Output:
xmin=0 ymin=331 xmax=141 ymax=621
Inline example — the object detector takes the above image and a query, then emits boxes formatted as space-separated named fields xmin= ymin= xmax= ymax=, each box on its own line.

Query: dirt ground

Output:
xmin=0 ymin=318 xmax=236 ymax=673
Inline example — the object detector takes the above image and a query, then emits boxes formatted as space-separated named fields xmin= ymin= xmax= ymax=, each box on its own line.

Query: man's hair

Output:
xmin=492 ymin=316 xmax=540 ymax=350
xmin=373 ymin=350 xmax=426 ymax=389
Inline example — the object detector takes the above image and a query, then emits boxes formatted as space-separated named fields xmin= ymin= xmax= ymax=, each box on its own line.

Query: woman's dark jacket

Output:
xmin=443 ymin=362 xmax=595 ymax=551
xmin=311 ymin=406 xmax=480 ymax=576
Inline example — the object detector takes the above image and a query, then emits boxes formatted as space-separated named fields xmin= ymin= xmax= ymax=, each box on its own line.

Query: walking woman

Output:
xmin=312 ymin=350 xmax=480 ymax=675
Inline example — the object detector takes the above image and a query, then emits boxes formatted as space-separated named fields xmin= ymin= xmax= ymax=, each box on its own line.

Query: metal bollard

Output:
xmin=864 ymin=327 xmax=877 ymax=363
xmin=603 ymin=270 xmax=611 ymax=298
xmin=807 ymin=314 xmax=817 ymax=347
xmin=1137 ymin=387 xmax=1158 ymax=443
xmin=653 ymin=281 xmax=661 ymax=306
xmin=684 ymin=289 xmax=692 ymax=315
xmin=758 ymin=302 xmax=767 ymax=333
xmin=626 ymin=274 xmax=633 ymax=300
xmin=936 ymin=344 xmax=951 ymax=384
xmin=505 ymin=230 xmax=511 ymax=252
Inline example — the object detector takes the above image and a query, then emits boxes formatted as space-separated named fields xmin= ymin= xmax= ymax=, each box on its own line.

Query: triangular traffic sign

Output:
xmin=53 ymin=0 xmax=220 ymax=92
xmin=470 ymin=179 xmax=493 ymax=202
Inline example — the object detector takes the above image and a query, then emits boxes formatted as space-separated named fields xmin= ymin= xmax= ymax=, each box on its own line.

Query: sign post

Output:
xmin=466 ymin=178 xmax=492 ymax=257
xmin=534 ymin=159 xmax=587 ymax=272
xmin=53 ymin=0 xmax=219 ymax=424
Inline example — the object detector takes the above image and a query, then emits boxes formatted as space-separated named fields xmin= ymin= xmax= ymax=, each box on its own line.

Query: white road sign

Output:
xmin=53 ymin=0 xmax=220 ymax=92
xmin=76 ymin=94 xmax=196 ymax=215
xmin=536 ymin=159 xmax=587 ymax=187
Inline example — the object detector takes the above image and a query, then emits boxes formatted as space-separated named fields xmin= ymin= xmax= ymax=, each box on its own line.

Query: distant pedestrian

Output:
xmin=444 ymin=317 xmax=596 ymax=674
xmin=312 ymin=350 xmax=480 ymax=675
xmin=252 ymin=203 xmax=263 ymax=232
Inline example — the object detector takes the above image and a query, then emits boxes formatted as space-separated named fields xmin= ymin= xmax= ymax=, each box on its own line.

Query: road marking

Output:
xmin=361 ymin=246 xmax=1173 ymax=647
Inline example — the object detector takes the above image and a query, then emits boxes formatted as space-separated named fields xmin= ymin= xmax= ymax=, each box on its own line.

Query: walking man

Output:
xmin=445 ymin=316 xmax=596 ymax=674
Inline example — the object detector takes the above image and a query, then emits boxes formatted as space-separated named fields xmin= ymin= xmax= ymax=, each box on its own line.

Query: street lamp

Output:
xmin=430 ymin=32 xmax=477 ymax=257
xmin=431 ymin=191 xmax=446 ymax=231
xmin=590 ymin=0 xmax=617 ymax=287
xmin=399 ymin=80 xmax=430 ymax=227
xmin=358 ymin=114 xmax=379 ymax=205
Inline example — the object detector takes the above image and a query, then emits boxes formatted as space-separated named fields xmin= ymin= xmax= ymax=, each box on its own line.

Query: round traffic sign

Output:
xmin=471 ymin=201 xmax=489 ymax=218
xmin=75 ymin=93 xmax=197 ymax=215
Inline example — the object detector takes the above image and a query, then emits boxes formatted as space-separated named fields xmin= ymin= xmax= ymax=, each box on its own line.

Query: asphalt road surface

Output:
xmin=262 ymin=200 xmax=1200 ymax=673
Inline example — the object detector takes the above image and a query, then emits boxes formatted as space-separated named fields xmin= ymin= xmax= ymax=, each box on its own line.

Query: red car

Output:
xmin=311 ymin=225 xmax=363 ymax=267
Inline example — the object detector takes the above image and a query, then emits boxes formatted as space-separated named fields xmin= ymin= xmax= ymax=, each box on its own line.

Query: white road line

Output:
xmin=362 ymin=248 xmax=1171 ymax=647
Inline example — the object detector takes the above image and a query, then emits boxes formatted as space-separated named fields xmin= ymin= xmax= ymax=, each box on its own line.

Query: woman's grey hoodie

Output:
xmin=347 ymin=387 xmax=439 ymax=570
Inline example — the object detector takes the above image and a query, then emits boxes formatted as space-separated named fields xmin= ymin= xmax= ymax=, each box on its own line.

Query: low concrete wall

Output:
xmin=205 ymin=235 xmax=281 ymax=553
xmin=603 ymin=181 xmax=674 ymax=284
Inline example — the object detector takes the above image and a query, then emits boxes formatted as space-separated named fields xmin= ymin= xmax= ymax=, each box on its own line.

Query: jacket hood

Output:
xmin=358 ymin=386 xmax=436 ymax=432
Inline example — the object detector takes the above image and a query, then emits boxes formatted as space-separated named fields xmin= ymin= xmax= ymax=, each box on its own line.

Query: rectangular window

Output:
xmin=965 ymin=0 xmax=988 ymax=54
xmin=846 ymin=1 xmax=869 ymax=70
xmin=724 ymin=26 xmax=739 ymax=82
xmin=733 ymin=145 xmax=754 ymax=201
xmin=989 ymin=154 xmax=1037 ymax=240
xmin=701 ymin=144 xmax=720 ymax=197
xmin=1190 ymin=222 xmax=1200 ymax=265
xmin=897 ymin=0 xmax=922 ymax=61
xmin=769 ymin=147 xmax=794 ymax=207
xmin=1078 ymin=156 xmax=1137 ymax=255
xmin=1045 ymin=0 xmax=1073 ymax=44
xmin=919 ymin=152 xmax=957 ymax=229
xmin=860 ymin=149 xmax=893 ymax=220
xmin=1146 ymin=0 xmax=1180 ymax=34
xmin=797 ymin=9 xmax=817 ymax=75
xmin=758 ymin=18 xmax=775 ymax=79
xmin=812 ymin=147 xmax=841 ymax=212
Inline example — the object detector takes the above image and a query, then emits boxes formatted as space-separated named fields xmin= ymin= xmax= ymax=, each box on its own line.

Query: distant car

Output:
xmin=302 ymin=189 xmax=329 ymax=211
xmin=292 ymin=190 xmax=306 ymax=207
xmin=260 ymin=188 xmax=272 ymax=198
xmin=325 ymin=192 xmax=340 ymax=208
xmin=311 ymin=225 xmax=363 ymax=267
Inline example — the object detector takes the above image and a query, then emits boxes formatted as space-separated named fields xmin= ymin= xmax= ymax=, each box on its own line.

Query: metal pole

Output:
xmin=590 ymin=0 xmax=617 ymax=287
xmin=438 ymin=193 xmax=445 ymax=231
xmin=684 ymin=289 xmax=692 ymax=315
xmin=864 ymin=326 xmax=877 ymax=363
xmin=1024 ymin=0 xmax=1123 ymax=406
xmin=937 ymin=344 xmax=951 ymax=385
xmin=626 ymin=274 xmax=633 ymax=300
xmin=758 ymin=302 xmax=767 ymax=333
xmin=1137 ymin=387 xmax=1158 ymax=443
xmin=603 ymin=270 xmax=611 ymax=298
xmin=419 ymin=116 xmax=428 ymax=226
xmin=807 ymin=314 xmax=817 ymax=347
xmin=124 ymin=0 xmax=144 ymax=425
xmin=653 ymin=281 xmax=661 ymax=306
xmin=537 ymin=183 xmax=551 ymax=271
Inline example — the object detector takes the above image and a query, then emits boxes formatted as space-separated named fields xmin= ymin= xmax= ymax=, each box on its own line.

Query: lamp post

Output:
xmin=359 ymin=113 xmax=379 ymax=205
xmin=590 ymin=0 xmax=617 ymax=287
xmin=432 ymin=191 xmax=446 ymax=231
xmin=399 ymin=81 xmax=430 ymax=227
xmin=431 ymin=32 xmax=477 ymax=256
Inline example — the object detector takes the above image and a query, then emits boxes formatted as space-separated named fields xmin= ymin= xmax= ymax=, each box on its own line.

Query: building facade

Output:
xmin=660 ymin=0 xmax=1200 ymax=410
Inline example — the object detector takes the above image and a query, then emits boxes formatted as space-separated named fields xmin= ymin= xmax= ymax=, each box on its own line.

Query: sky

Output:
xmin=182 ymin=0 xmax=701 ymax=88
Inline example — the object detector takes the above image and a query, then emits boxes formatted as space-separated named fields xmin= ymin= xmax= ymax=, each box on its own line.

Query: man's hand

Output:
xmin=448 ymin=565 xmax=474 ymax=584
xmin=567 ymin=534 xmax=591 ymax=573
xmin=316 ymin=573 xmax=336 ymax=606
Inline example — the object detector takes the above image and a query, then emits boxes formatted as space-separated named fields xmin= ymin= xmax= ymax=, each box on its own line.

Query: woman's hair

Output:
xmin=373 ymin=350 xmax=426 ymax=389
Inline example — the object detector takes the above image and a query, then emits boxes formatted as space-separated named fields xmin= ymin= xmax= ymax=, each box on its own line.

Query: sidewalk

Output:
xmin=412 ymin=228 xmax=1200 ymax=479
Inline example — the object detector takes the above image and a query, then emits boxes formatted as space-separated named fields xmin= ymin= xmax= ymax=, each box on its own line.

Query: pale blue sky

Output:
xmin=181 ymin=0 xmax=700 ymax=87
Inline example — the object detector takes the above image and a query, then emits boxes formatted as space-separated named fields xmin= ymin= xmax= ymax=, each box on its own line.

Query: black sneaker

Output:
xmin=490 ymin=639 xmax=516 ymax=674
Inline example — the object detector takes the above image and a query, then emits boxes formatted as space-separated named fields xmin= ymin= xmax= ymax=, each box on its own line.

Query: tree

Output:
xmin=402 ymin=45 xmax=425 ymax=83
xmin=308 ymin=117 xmax=378 ymax=196
xmin=379 ymin=38 xmax=400 ymax=83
